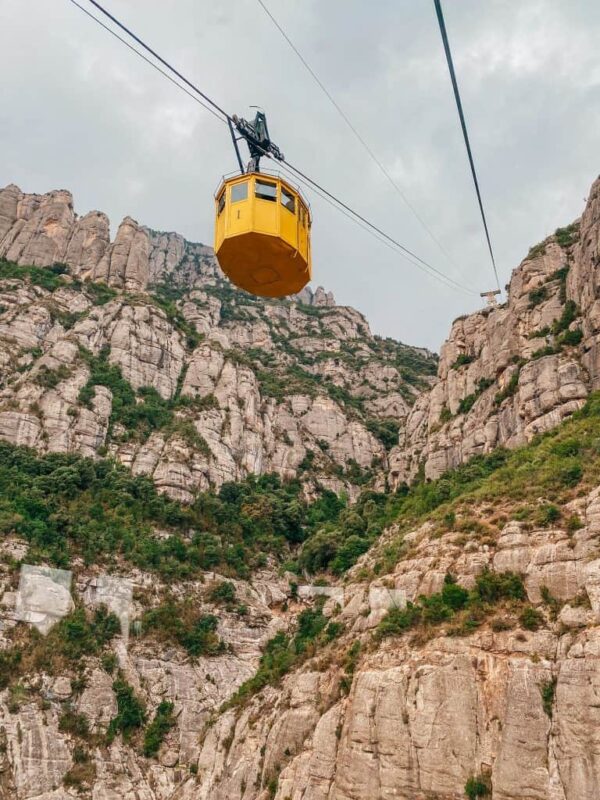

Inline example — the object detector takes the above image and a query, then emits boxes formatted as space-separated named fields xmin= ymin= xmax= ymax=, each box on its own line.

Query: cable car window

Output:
xmin=217 ymin=191 xmax=225 ymax=215
xmin=281 ymin=187 xmax=295 ymax=213
xmin=255 ymin=179 xmax=277 ymax=202
xmin=231 ymin=182 xmax=248 ymax=203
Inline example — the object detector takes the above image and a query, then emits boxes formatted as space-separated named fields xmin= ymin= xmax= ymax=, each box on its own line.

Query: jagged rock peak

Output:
xmin=390 ymin=173 xmax=600 ymax=486
xmin=0 ymin=181 xmax=437 ymax=500
xmin=294 ymin=284 xmax=335 ymax=307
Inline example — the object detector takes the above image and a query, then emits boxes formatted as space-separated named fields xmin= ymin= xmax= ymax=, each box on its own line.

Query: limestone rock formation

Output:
xmin=0 ymin=183 xmax=435 ymax=499
xmin=390 ymin=175 xmax=600 ymax=485
xmin=3 ymin=176 xmax=600 ymax=800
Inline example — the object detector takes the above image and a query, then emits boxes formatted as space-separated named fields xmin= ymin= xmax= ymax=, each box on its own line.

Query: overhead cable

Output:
xmin=67 ymin=0 xmax=477 ymax=295
xmin=433 ymin=0 xmax=501 ymax=291
xmin=256 ymin=0 xmax=462 ymax=274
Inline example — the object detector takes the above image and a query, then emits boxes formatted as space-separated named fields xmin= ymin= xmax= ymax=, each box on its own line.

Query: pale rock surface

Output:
xmin=0 ymin=183 xmax=430 ymax=498
xmin=390 ymin=176 xmax=600 ymax=484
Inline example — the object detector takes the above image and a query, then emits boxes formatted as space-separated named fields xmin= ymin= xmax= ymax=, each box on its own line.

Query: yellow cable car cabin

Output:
xmin=214 ymin=172 xmax=311 ymax=298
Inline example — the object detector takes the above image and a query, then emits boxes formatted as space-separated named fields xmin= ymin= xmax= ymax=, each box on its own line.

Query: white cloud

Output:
xmin=1 ymin=0 xmax=599 ymax=350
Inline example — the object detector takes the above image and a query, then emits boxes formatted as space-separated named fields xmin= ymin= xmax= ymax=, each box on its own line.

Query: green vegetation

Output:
xmin=78 ymin=346 xmax=213 ymax=450
xmin=553 ymin=266 xmax=570 ymax=304
xmin=376 ymin=571 xmax=526 ymax=640
xmin=554 ymin=223 xmax=579 ymax=248
xmin=440 ymin=405 xmax=452 ymax=424
xmin=84 ymin=280 xmax=118 ymax=306
xmin=208 ymin=580 xmax=237 ymax=607
xmin=540 ymin=677 xmax=557 ymax=717
xmin=44 ymin=606 xmax=120 ymax=661
xmin=519 ymin=606 xmax=545 ymax=631
xmin=366 ymin=418 xmax=400 ymax=451
xmin=452 ymin=353 xmax=475 ymax=369
xmin=553 ymin=300 xmax=579 ymax=335
xmin=63 ymin=755 xmax=96 ymax=792
xmin=465 ymin=775 xmax=491 ymax=799
xmin=0 ymin=258 xmax=68 ymax=292
xmin=457 ymin=377 xmax=495 ymax=415
xmin=527 ymin=241 xmax=547 ymax=260
xmin=0 ymin=605 xmax=120 ymax=698
xmin=528 ymin=286 xmax=548 ymax=308
xmin=494 ymin=368 xmax=521 ymax=406
xmin=141 ymin=602 xmax=225 ymax=657
xmin=59 ymin=710 xmax=90 ymax=739
xmin=4 ymin=379 xmax=600 ymax=588
xmin=79 ymin=347 xmax=170 ymax=438
xmin=143 ymin=701 xmax=176 ymax=757
xmin=0 ymin=440 xmax=347 ymax=578
xmin=298 ymin=490 xmax=391 ymax=574
xmin=149 ymin=282 xmax=202 ymax=349
xmin=559 ymin=328 xmax=583 ymax=347
xmin=34 ymin=364 xmax=71 ymax=389
xmin=107 ymin=675 xmax=146 ymax=742
xmin=223 ymin=605 xmax=328 ymax=708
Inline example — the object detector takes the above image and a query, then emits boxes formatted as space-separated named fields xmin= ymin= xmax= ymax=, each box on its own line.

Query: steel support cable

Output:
xmin=68 ymin=0 xmax=227 ymax=126
xmin=68 ymin=0 xmax=477 ymax=295
xmin=433 ymin=0 xmax=501 ymax=291
xmin=85 ymin=0 xmax=231 ymax=122
xmin=256 ymin=0 xmax=462 ymax=274
xmin=277 ymin=165 xmax=468 ymax=293
xmin=279 ymin=158 xmax=476 ymax=294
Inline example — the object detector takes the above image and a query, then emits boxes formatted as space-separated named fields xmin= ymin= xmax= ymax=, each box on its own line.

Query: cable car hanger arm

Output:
xmin=231 ymin=111 xmax=284 ymax=173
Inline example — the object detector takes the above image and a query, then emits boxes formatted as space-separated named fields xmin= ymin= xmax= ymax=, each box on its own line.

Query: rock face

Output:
xmin=2 ymin=479 xmax=600 ymax=799
xmin=3 ymin=176 xmax=600 ymax=800
xmin=0 ymin=183 xmax=436 ymax=500
xmin=390 ymin=176 xmax=600 ymax=485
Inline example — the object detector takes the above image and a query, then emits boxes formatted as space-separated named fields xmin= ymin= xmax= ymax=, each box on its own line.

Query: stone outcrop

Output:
xmin=3 ymin=176 xmax=600 ymax=800
xmin=2 ymin=477 xmax=600 ymax=799
xmin=0 ymin=183 xmax=435 ymax=499
xmin=390 ymin=175 xmax=600 ymax=484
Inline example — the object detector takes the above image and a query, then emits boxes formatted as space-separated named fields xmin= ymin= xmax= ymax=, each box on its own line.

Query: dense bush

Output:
xmin=49 ymin=606 xmax=120 ymax=660
xmin=4 ymin=386 xmax=600 ymax=585
xmin=142 ymin=602 xmax=224 ymax=657
xmin=366 ymin=418 xmax=400 ymax=451
xmin=0 ymin=258 xmax=67 ymax=291
xmin=59 ymin=710 xmax=90 ymax=739
xmin=554 ymin=223 xmax=579 ymax=248
xmin=451 ymin=353 xmax=475 ymax=369
xmin=528 ymin=286 xmax=548 ymax=307
xmin=540 ymin=677 xmax=556 ymax=717
xmin=208 ymin=580 xmax=237 ymax=607
xmin=0 ymin=441 xmax=343 ymax=577
xmin=107 ymin=675 xmax=146 ymax=742
xmin=224 ymin=606 xmax=329 ymax=708
xmin=519 ymin=606 xmax=544 ymax=631
xmin=377 ymin=570 xmax=527 ymax=640
xmin=465 ymin=775 xmax=491 ymax=799
xmin=143 ymin=701 xmax=176 ymax=757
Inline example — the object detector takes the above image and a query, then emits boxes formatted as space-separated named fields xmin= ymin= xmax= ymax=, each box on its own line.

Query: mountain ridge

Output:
xmin=1 ymin=175 xmax=600 ymax=800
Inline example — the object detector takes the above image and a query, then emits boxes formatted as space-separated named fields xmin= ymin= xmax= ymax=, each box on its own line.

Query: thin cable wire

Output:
xmin=433 ymin=0 xmax=500 ymax=291
xmin=256 ymin=0 xmax=461 ymax=273
xmin=68 ymin=0 xmax=227 ymax=126
xmin=68 ymin=0 xmax=476 ymax=295
xmin=85 ymin=0 xmax=231 ymax=121
xmin=281 ymin=165 xmax=467 ymax=293
xmin=280 ymin=157 xmax=476 ymax=294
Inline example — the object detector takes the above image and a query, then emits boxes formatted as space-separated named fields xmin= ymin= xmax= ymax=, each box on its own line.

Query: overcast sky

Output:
xmin=2 ymin=1 xmax=599 ymax=350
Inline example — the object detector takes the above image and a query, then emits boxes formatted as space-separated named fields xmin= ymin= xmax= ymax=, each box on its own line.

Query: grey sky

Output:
xmin=2 ymin=0 xmax=599 ymax=351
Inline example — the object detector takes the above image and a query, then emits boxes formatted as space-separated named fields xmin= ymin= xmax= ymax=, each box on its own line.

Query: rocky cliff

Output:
xmin=0 ymin=183 xmax=436 ymax=502
xmin=2 ymin=175 xmax=600 ymax=800
xmin=390 ymin=175 xmax=600 ymax=485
